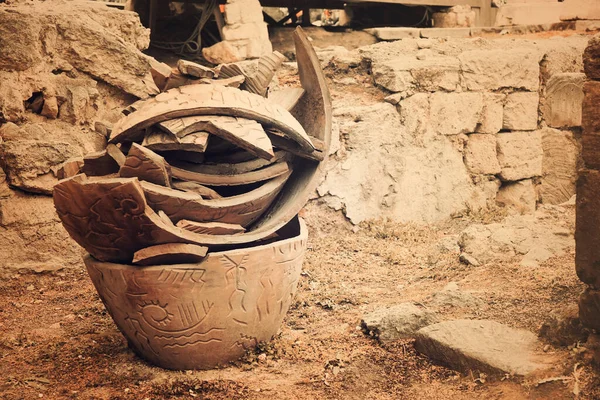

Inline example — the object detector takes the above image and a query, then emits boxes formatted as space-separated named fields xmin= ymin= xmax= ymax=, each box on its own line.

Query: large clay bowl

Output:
xmin=85 ymin=219 xmax=307 ymax=370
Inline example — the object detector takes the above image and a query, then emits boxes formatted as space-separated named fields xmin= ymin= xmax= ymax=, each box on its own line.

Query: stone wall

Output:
xmin=315 ymin=35 xmax=588 ymax=224
xmin=576 ymin=33 xmax=600 ymax=332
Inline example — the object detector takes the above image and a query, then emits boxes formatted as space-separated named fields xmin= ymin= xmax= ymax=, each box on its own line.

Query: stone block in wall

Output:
xmin=582 ymin=80 xmax=600 ymax=169
xmin=540 ymin=128 xmax=580 ymax=205
xmin=495 ymin=3 xmax=564 ymax=26
xmin=459 ymin=49 xmax=543 ymax=91
xmin=432 ymin=5 xmax=476 ymax=28
xmin=420 ymin=28 xmax=471 ymax=38
xmin=399 ymin=93 xmax=430 ymax=138
xmin=496 ymin=179 xmax=537 ymax=215
xmin=222 ymin=22 xmax=269 ymax=41
xmin=503 ymin=92 xmax=539 ymax=131
xmin=561 ymin=0 xmax=600 ymax=21
xmin=476 ymin=93 xmax=505 ymax=134
xmin=430 ymin=92 xmax=483 ymax=135
xmin=576 ymin=169 xmax=600 ymax=288
xmin=544 ymin=73 xmax=585 ymax=128
xmin=373 ymin=57 xmax=460 ymax=93
xmin=579 ymin=288 xmax=600 ymax=331
xmin=584 ymin=35 xmax=600 ymax=80
xmin=224 ymin=0 xmax=264 ymax=25
xmin=497 ymin=130 xmax=543 ymax=181
xmin=464 ymin=134 xmax=501 ymax=175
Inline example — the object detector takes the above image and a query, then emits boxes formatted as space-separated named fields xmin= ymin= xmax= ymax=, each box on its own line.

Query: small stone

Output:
xmin=384 ymin=93 xmax=403 ymax=105
xmin=459 ymin=252 xmax=480 ymax=266
xmin=361 ymin=302 xmax=439 ymax=340
xmin=94 ymin=121 xmax=113 ymax=138
xmin=257 ymin=353 xmax=267 ymax=363
xmin=40 ymin=96 xmax=58 ymax=119
xmin=26 ymin=284 xmax=34 ymax=291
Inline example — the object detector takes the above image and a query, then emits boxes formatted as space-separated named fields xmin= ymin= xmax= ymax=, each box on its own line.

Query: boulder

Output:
xmin=464 ymin=134 xmax=501 ymax=175
xmin=459 ymin=48 xmax=542 ymax=91
xmin=503 ymin=92 xmax=539 ymax=131
xmin=539 ymin=128 xmax=580 ymax=205
xmin=414 ymin=320 xmax=550 ymax=376
xmin=543 ymin=73 xmax=584 ymax=128
xmin=361 ymin=303 xmax=439 ymax=341
xmin=496 ymin=130 xmax=543 ymax=181
xmin=496 ymin=179 xmax=537 ymax=215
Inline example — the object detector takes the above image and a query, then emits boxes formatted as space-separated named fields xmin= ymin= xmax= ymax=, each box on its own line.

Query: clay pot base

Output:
xmin=85 ymin=218 xmax=307 ymax=370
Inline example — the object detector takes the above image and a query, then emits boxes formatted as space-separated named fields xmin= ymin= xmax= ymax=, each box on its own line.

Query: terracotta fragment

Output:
xmin=132 ymin=243 xmax=208 ymax=266
xmin=82 ymin=150 xmax=120 ymax=176
xmin=171 ymin=181 xmax=222 ymax=199
xmin=177 ymin=59 xmax=215 ymax=79
xmin=219 ymin=51 xmax=285 ymax=97
xmin=172 ymin=150 xmax=286 ymax=176
xmin=170 ymin=160 xmax=290 ymax=186
xmin=143 ymin=129 xmax=209 ymax=154
xmin=202 ymin=75 xmax=245 ymax=88
xmin=176 ymin=220 xmax=245 ymax=235
xmin=268 ymin=88 xmax=305 ymax=112
xmin=119 ymin=143 xmax=172 ymax=187
xmin=57 ymin=157 xmax=84 ymax=180
xmin=106 ymin=144 xmax=126 ymax=167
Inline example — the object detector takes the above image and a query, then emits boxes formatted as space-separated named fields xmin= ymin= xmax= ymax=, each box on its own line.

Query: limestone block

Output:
xmin=420 ymin=28 xmax=471 ymax=38
xmin=561 ymin=0 xmax=600 ymax=21
xmin=373 ymin=57 xmax=460 ymax=93
xmin=496 ymin=179 xmax=537 ymax=214
xmin=497 ymin=131 xmax=543 ymax=181
xmin=468 ymin=176 xmax=502 ymax=211
xmin=540 ymin=128 xmax=580 ymax=205
xmin=544 ymin=73 xmax=584 ymax=128
xmin=575 ymin=20 xmax=600 ymax=32
xmin=503 ymin=92 xmax=539 ymax=131
xmin=415 ymin=320 xmax=550 ymax=376
xmin=222 ymin=22 xmax=269 ymax=41
xmin=432 ymin=5 xmax=476 ymax=28
xmin=495 ymin=3 xmax=564 ymax=26
xmin=224 ymin=0 xmax=264 ymax=25
xmin=464 ymin=134 xmax=501 ymax=175
xmin=202 ymin=41 xmax=244 ymax=64
xmin=370 ymin=27 xmax=421 ymax=41
xmin=579 ymin=289 xmax=600 ymax=331
xmin=476 ymin=93 xmax=504 ymax=134
xmin=430 ymin=92 xmax=483 ymax=135
xmin=576 ymin=169 xmax=600 ymax=288
xmin=459 ymin=49 xmax=543 ymax=91
xmin=584 ymin=37 xmax=600 ymax=82
xmin=399 ymin=93 xmax=430 ymax=138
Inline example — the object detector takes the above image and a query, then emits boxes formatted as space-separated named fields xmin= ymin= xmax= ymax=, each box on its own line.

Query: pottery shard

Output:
xmin=132 ymin=243 xmax=208 ymax=266
xmin=429 ymin=92 xmax=483 ymax=135
xmin=119 ymin=143 xmax=172 ymax=187
xmin=175 ymin=151 xmax=285 ymax=176
xmin=361 ymin=303 xmax=439 ymax=341
xmin=268 ymin=88 xmax=305 ymax=112
xmin=373 ymin=56 xmax=460 ymax=93
xmin=544 ymin=73 xmax=584 ymax=128
xmin=57 ymin=157 xmax=84 ymax=180
xmin=464 ymin=134 xmax=501 ymax=175
xmin=219 ymin=52 xmax=286 ymax=97
xmin=170 ymin=161 xmax=290 ymax=187
xmin=496 ymin=179 xmax=537 ymax=215
xmin=171 ymin=181 xmax=222 ymax=199
xmin=503 ymin=92 xmax=539 ymax=131
xmin=414 ymin=320 xmax=549 ymax=376
xmin=52 ymin=176 xmax=217 ymax=263
xmin=82 ymin=150 xmax=120 ymax=176
xmin=109 ymin=84 xmax=313 ymax=155
xmin=177 ymin=59 xmax=215 ymax=79
xmin=459 ymin=49 xmax=542 ymax=91
xmin=176 ymin=220 xmax=246 ymax=235
xmin=540 ymin=128 xmax=579 ymax=205
xmin=143 ymin=130 xmax=209 ymax=154
xmin=576 ymin=169 xmax=600 ymax=288
xmin=205 ymin=75 xmax=245 ymax=88
xmin=148 ymin=57 xmax=172 ymax=92
xmin=496 ymin=131 xmax=543 ymax=181
xmin=584 ymin=35 xmax=600 ymax=80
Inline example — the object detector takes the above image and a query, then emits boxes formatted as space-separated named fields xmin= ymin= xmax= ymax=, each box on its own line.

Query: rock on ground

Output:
xmin=361 ymin=303 xmax=439 ymax=341
xmin=414 ymin=319 xmax=550 ymax=376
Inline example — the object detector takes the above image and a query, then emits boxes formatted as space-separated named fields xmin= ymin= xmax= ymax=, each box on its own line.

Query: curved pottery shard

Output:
xmin=172 ymin=150 xmax=286 ymax=176
xmin=141 ymin=171 xmax=291 ymax=228
xmin=132 ymin=243 xmax=208 ymax=266
xmin=170 ymin=161 xmax=290 ymax=186
xmin=84 ymin=218 xmax=307 ymax=370
xmin=119 ymin=143 xmax=172 ymax=187
xmin=143 ymin=129 xmax=209 ymax=154
xmin=109 ymin=84 xmax=314 ymax=153
xmin=53 ymin=176 xmax=222 ymax=262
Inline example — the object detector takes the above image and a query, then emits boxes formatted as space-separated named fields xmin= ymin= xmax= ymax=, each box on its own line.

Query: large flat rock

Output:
xmin=414 ymin=319 xmax=550 ymax=376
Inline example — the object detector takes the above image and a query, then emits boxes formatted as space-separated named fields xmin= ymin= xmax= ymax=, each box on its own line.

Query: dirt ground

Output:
xmin=1 ymin=27 xmax=600 ymax=400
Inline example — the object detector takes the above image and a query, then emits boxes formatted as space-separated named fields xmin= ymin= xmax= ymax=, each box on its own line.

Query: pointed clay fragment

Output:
xmin=106 ymin=144 xmax=126 ymax=167
xmin=119 ymin=143 xmax=172 ymax=187
xmin=177 ymin=59 xmax=215 ymax=79
xmin=160 ymin=151 xmax=205 ymax=164
xmin=148 ymin=58 xmax=173 ymax=92
xmin=143 ymin=129 xmax=209 ymax=153
xmin=109 ymin=84 xmax=314 ymax=154
xmin=201 ymin=75 xmax=245 ymax=88
xmin=268 ymin=130 xmax=324 ymax=162
xmin=82 ymin=150 xmax=120 ymax=176
xmin=57 ymin=157 xmax=84 ymax=180
xmin=171 ymin=180 xmax=222 ymax=199
xmin=219 ymin=51 xmax=285 ymax=97
xmin=122 ymin=98 xmax=146 ymax=116
xmin=132 ymin=243 xmax=208 ymax=266
xmin=170 ymin=160 xmax=290 ymax=186
xmin=268 ymin=88 xmax=305 ymax=112
xmin=52 ymin=176 xmax=218 ymax=263
xmin=171 ymin=150 xmax=286 ymax=176
xmin=176 ymin=220 xmax=245 ymax=235
xmin=140 ymin=171 xmax=291 ymax=227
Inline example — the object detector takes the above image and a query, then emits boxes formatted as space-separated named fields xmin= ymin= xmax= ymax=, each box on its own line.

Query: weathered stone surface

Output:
xmin=582 ymin=80 xmax=600 ymax=136
xmin=373 ymin=57 xmax=460 ymax=92
xmin=420 ymin=28 xmax=471 ymax=38
xmin=202 ymin=41 xmax=245 ymax=65
xmin=369 ymin=27 xmax=421 ymax=41
xmin=561 ymin=0 xmax=600 ymax=21
xmin=224 ymin=0 xmax=264 ymax=25
xmin=415 ymin=320 xmax=549 ymax=376
xmin=428 ymin=282 xmax=482 ymax=309
xmin=497 ymin=131 xmax=543 ymax=181
xmin=459 ymin=49 xmax=542 ymax=91
xmin=361 ymin=303 xmax=439 ymax=341
xmin=476 ymin=93 xmax=504 ymax=134
xmin=177 ymin=59 xmax=215 ymax=79
xmin=432 ymin=5 xmax=475 ymax=28
xmin=496 ymin=179 xmax=537 ymax=215
xmin=399 ymin=93 xmax=430 ymax=139
xmin=464 ymin=134 xmax=500 ymax=175
xmin=430 ymin=92 xmax=483 ymax=135
xmin=544 ymin=73 xmax=584 ymax=128
xmin=40 ymin=96 xmax=58 ymax=119
xmin=540 ymin=128 xmax=580 ymax=205
xmin=495 ymin=3 xmax=563 ymax=26
xmin=503 ymin=92 xmax=539 ymax=131
xmin=579 ymin=288 xmax=600 ymax=331
xmin=584 ymin=35 xmax=600 ymax=80
xmin=576 ymin=169 xmax=600 ymax=288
